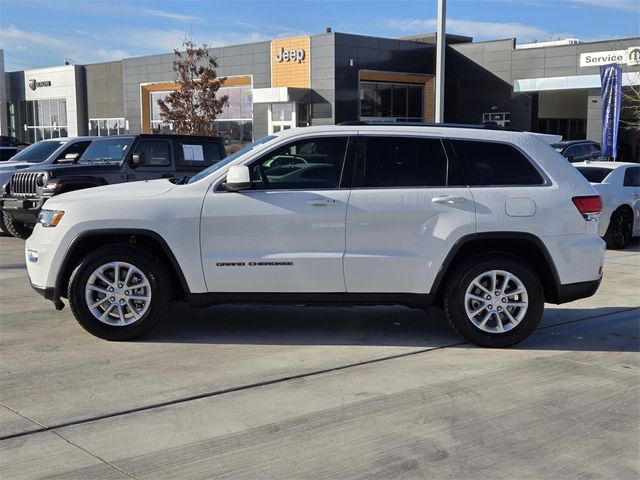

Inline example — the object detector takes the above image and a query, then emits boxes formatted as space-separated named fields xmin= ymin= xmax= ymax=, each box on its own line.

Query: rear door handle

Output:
xmin=432 ymin=196 xmax=466 ymax=204
xmin=306 ymin=198 xmax=337 ymax=207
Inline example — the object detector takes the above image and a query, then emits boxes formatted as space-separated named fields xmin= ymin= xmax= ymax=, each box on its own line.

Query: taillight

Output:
xmin=572 ymin=195 xmax=602 ymax=222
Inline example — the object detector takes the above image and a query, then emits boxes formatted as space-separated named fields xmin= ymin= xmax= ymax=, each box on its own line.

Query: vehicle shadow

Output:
xmin=142 ymin=302 xmax=639 ymax=353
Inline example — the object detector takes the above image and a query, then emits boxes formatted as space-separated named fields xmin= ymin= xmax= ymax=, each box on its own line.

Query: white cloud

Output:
xmin=570 ymin=0 xmax=639 ymax=11
xmin=141 ymin=9 xmax=202 ymax=23
xmin=387 ymin=18 xmax=573 ymax=42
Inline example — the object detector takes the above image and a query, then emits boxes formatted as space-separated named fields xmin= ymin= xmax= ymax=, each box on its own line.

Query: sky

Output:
xmin=0 ymin=0 xmax=638 ymax=71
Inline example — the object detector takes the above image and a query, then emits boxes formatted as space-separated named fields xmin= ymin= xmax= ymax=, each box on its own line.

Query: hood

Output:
xmin=0 ymin=161 xmax=33 ymax=170
xmin=47 ymin=178 xmax=176 ymax=207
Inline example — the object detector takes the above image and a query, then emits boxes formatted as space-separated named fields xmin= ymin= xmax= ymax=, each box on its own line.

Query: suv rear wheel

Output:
xmin=67 ymin=244 xmax=171 ymax=340
xmin=603 ymin=208 xmax=633 ymax=250
xmin=444 ymin=253 xmax=544 ymax=348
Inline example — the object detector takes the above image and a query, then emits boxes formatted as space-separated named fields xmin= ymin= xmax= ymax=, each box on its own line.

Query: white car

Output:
xmin=574 ymin=161 xmax=640 ymax=249
xmin=24 ymin=125 xmax=605 ymax=348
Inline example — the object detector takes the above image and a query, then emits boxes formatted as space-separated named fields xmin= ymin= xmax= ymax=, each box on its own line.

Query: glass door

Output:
xmin=268 ymin=103 xmax=296 ymax=134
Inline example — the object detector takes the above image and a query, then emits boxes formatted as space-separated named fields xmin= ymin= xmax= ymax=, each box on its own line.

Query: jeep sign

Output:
xmin=275 ymin=46 xmax=305 ymax=63
xmin=28 ymin=79 xmax=52 ymax=91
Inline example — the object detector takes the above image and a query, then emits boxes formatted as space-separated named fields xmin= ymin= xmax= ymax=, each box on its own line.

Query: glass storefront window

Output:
xmin=10 ymin=99 xmax=70 ymax=142
xmin=89 ymin=118 xmax=128 ymax=136
xmin=359 ymin=82 xmax=424 ymax=122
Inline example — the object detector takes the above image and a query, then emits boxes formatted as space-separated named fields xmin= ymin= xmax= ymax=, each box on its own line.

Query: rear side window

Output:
xmin=623 ymin=167 xmax=640 ymax=187
xmin=576 ymin=167 xmax=612 ymax=183
xmin=176 ymin=141 xmax=224 ymax=168
xmin=588 ymin=144 xmax=601 ymax=157
xmin=355 ymin=136 xmax=447 ymax=188
xmin=449 ymin=140 xmax=544 ymax=186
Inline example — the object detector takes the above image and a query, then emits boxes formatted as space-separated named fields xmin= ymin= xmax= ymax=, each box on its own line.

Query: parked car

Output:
xmin=24 ymin=125 xmax=604 ymax=347
xmin=0 ymin=137 xmax=95 ymax=236
xmin=0 ymin=136 xmax=30 ymax=161
xmin=574 ymin=161 xmax=640 ymax=249
xmin=3 ymin=134 xmax=226 ymax=239
xmin=551 ymin=140 xmax=602 ymax=162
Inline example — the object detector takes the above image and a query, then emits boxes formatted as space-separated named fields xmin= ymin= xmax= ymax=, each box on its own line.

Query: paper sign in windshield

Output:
xmin=182 ymin=144 xmax=204 ymax=162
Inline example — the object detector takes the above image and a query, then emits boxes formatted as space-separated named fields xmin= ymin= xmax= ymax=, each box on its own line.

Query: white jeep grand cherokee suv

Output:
xmin=25 ymin=125 xmax=605 ymax=347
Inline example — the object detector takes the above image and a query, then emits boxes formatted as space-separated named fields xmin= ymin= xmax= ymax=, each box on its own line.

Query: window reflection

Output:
xmin=359 ymin=82 xmax=423 ymax=122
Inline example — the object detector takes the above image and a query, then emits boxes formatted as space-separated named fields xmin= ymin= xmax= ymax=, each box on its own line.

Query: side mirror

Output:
xmin=59 ymin=152 xmax=80 ymax=163
xmin=223 ymin=165 xmax=251 ymax=191
xmin=566 ymin=155 xmax=575 ymax=162
xmin=131 ymin=152 xmax=144 ymax=166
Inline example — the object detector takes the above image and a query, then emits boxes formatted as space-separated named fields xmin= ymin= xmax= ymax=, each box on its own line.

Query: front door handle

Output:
xmin=162 ymin=173 xmax=174 ymax=178
xmin=306 ymin=198 xmax=337 ymax=207
xmin=432 ymin=196 xmax=466 ymax=204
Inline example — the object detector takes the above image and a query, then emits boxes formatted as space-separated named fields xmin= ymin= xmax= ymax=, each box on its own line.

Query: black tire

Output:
xmin=603 ymin=208 xmax=633 ymax=250
xmin=444 ymin=253 xmax=544 ymax=348
xmin=67 ymin=244 xmax=172 ymax=340
xmin=0 ymin=213 xmax=11 ymax=237
xmin=2 ymin=212 xmax=33 ymax=239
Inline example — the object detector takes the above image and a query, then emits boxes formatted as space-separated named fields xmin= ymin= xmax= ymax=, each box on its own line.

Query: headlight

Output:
xmin=36 ymin=173 xmax=48 ymax=187
xmin=37 ymin=209 xmax=65 ymax=227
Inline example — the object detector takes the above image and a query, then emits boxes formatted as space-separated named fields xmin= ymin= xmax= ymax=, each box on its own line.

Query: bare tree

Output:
xmin=620 ymin=84 xmax=640 ymax=133
xmin=157 ymin=37 xmax=228 ymax=135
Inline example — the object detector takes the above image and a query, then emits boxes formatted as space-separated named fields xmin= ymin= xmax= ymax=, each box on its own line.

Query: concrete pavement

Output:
xmin=1 ymin=236 xmax=638 ymax=479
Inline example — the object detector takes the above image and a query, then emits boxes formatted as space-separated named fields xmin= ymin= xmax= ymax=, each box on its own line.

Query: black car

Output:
xmin=551 ymin=140 xmax=602 ymax=163
xmin=0 ymin=136 xmax=30 ymax=161
xmin=2 ymin=134 xmax=226 ymax=238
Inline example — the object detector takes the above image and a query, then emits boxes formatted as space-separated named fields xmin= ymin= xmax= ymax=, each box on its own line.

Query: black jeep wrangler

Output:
xmin=2 ymin=134 xmax=226 ymax=238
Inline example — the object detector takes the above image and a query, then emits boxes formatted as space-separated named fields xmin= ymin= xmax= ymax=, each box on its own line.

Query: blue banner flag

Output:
xmin=600 ymin=63 xmax=622 ymax=159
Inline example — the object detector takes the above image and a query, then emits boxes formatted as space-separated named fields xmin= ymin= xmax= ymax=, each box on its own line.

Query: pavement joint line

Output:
xmin=1 ymin=305 xmax=638 ymax=443
xmin=49 ymin=429 xmax=138 ymax=480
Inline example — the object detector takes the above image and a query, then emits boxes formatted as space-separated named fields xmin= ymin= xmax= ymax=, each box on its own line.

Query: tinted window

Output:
xmin=133 ymin=140 xmax=171 ymax=167
xmin=177 ymin=141 xmax=224 ymax=168
xmin=450 ymin=140 xmax=544 ymax=186
xmin=588 ymin=143 xmax=601 ymax=157
xmin=55 ymin=141 xmax=91 ymax=162
xmin=574 ymin=144 xmax=591 ymax=159
xmin=80 ymin=138 xmax=134 ymax=165
xmin=9 ymin=141 xmax=64 ymax=163
xmin=249 ymin=137 xmax=348 ymax=190
xmin=356 ymin=136 xmax=447 ymax=188
xmin=576 ymin=167 xmax=612 ymax=183
xmin=624 ymin=167 xmax=640 ymax=187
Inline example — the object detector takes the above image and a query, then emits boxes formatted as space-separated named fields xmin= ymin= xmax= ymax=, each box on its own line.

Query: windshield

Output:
xmin=550 ymin=143 xmax=565 ymax=153
xmin=187 ymin=136 xmax=277 ymax=184
xmin=576 ymin=167 xmax=612 ymax=183
xmin=8 ymin=140 xmax=66 ymax=163
xmin=79 ymin=137 xmax=134 ymax=165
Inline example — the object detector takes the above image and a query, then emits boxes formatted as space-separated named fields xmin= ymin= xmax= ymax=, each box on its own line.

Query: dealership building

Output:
xmin=1 ymin=32 xmax=639 ymax=159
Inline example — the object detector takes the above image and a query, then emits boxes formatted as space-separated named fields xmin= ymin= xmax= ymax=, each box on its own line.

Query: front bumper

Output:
xmin=3 ymin=196 xmax=46 ymax=224
xmin=30 ymin=281 xmax=65 ymax=310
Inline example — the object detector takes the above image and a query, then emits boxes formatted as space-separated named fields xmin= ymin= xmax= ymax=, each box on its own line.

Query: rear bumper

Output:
xmin=554 ymin=278 xmax=602 ymax=304
xmin=2 ymin=197 xmax=45 ymax=224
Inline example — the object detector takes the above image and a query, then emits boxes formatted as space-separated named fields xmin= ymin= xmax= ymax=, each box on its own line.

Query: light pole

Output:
xmin=435 ymin=0 xmax=446 ymax=123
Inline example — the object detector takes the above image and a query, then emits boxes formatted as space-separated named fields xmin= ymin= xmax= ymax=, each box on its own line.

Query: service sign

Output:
xmin=580 ymin=47 xmax=640 ymax=67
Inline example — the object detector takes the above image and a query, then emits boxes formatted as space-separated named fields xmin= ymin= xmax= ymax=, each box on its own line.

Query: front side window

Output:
xmin=355 ymin=136 xmax=447 ymax=188
xmin=79 ymin=138 xmax=134 ymax=165
xmin=133 ymin=140 xmax=171 ymax=167
xmin=450 ymin=140 xmax=544 ymax=186
xmin=249 ymin=137 xmax=349 ymax=190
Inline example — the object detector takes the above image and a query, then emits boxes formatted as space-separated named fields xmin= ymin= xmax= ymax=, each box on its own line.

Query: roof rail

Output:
xmin=338 ymin=121 xmax=520 ymax=131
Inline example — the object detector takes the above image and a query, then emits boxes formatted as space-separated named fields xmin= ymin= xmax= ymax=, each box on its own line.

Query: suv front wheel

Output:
xmin=444 ymin=253 xmax=544 ymax=348
xmin=68 ymin=244 xmax=171 ymax=340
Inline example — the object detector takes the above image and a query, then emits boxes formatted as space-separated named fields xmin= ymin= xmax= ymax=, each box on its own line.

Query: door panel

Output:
xmin=201 ymin=190 xmax=349 ymax=292
xmin=344 ymin=188 xmax=475 ymax=293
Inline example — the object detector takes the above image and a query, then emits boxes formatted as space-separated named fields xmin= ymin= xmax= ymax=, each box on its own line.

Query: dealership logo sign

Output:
xmin=28 ymin=79 xmax=52 ymax=91
xmin=275 ymin=47 xmax=306 ymax=63
xmin=579 ymin=47 xmax=640 ymax=67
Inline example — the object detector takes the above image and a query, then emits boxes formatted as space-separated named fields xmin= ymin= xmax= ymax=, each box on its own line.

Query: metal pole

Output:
xmin=435 ymin=0 xmax=446 ymax=123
